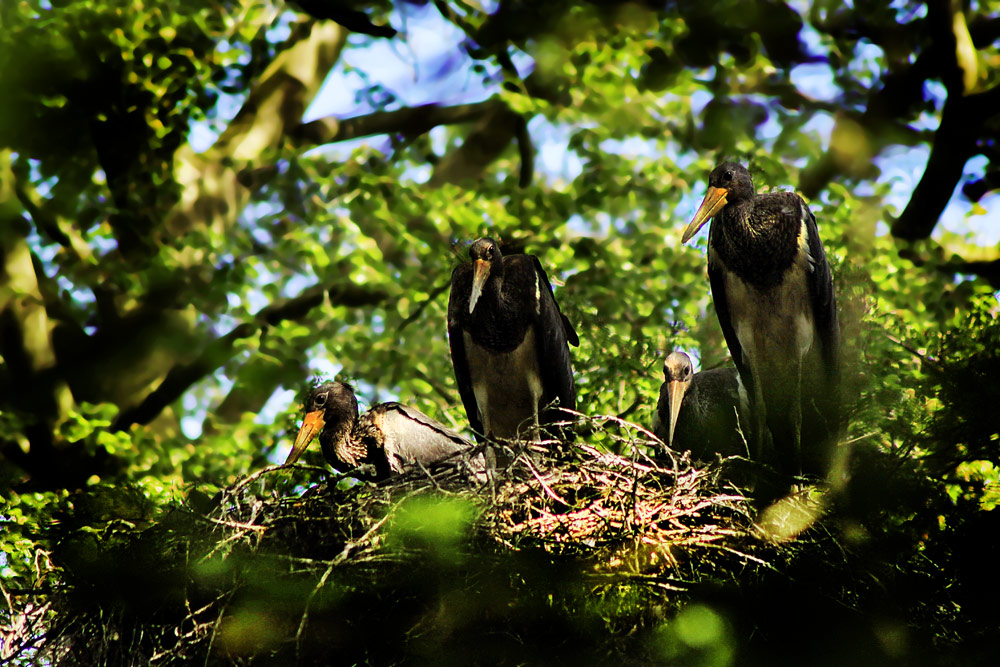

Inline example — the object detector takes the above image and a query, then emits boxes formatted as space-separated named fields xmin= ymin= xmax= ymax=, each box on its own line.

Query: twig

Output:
xmin=397 ymin=280 xmax=450 ymax=332
xmin=293 ymin=513 xmax=391 ymax=658
xmin=521 ymin=454 xmax=570 ymax=506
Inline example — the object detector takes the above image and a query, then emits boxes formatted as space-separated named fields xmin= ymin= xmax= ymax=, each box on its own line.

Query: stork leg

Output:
xmin=799 ymin=355 xmax=839 ymax=478
xmin=759 ymin=357 xmax=805 ymax=479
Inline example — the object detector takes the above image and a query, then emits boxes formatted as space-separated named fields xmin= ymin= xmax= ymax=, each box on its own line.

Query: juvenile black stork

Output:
xmin=652 ymin=351 xmax=750 ymax=461
xmin=448 ymin=237 xmax=579 ymax=443
xmin=284 ymin=381 xmax=484 ymax=481
xmin=681 ymin=162 xmax=840 ymax=479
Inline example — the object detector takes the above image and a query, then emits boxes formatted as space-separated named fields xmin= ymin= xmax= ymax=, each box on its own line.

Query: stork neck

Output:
xmin=683 ymin=377 xmax=699 ymax=406
xmin=718 ymin=200 xmax=760 ymax=241
xmin=467 ymin=280 xmax=534 ymax=352
xmin=321 ymin=421 xmax=359 ymax=468
xmin=711 ymin=198 xmax=799 ymax=290
xmin=481 ymin=272 xmax=504 ymax=305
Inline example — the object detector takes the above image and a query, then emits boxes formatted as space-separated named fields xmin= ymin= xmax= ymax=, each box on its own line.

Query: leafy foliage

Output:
xmin=2 ymin=0 xmax=1000 ymax=664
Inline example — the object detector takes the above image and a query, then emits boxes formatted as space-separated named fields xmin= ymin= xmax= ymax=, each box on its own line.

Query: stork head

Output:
xmin=682 ymin=162 xmax=754 ymax=243
xmin=467 ymin=237 xmax=503 ymax=314
xmin=285 ymin=381 xmax=359 ymax=465
xmin=662 ymin=351 xmax=695 ymax=448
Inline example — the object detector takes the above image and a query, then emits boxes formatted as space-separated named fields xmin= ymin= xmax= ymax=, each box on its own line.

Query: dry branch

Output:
xmin=10 ymin=415 xmax=847 ymax=666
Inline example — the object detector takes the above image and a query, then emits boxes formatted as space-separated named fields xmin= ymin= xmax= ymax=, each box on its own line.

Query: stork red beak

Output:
xmin=285 ymin=409 xmax=325 ymax=465
xmin=666 ymin=380 xmax=688 ymax=448
xmin=682 ymin=185 xmax=729 ymax=243
xmin=468 ymin=258 xmax=490 ymax=313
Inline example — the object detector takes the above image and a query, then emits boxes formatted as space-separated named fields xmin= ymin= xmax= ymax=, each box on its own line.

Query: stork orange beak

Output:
xmin=682 ymin=186 xmax=729 ymax=243
xmin=666 ymin=380 xmax=688 ymax=448
xmin=468 ymin=258 xmax=490 ymax=313
xmin=284 ymin=409 xmax=325 ymax=465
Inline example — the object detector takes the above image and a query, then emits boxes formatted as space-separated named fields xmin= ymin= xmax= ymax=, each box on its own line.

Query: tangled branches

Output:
xmin=7 ymin=416 xmax=822 ymax=666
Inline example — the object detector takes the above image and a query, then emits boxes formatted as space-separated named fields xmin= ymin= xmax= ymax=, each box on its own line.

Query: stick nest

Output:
xmin=10 ymin=415 xmax=820 ymax=666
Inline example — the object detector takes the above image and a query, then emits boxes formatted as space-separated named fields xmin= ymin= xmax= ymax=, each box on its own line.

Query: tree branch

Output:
xmin=800 ymin=5 xmax=955 ymax=199
xmin=397 ymin=281 xmax=450 ymax=333
xmin=15 ymin=175 xmax=95 ymax=265
xmin=802 ymin=3 xmax=1000 ymax=242
xmin=110 ymin=280 xmax=390 ymax=432
xmin=289 ymin=99 xmax=503 ymax=147
xmin=0 ymin=155 xmax=75 ymax=457
xmin=165 ymin=21 xmax=347 ymax=241
xmin=289 ymin=97 xmax=536 ymax=186
xmin=890 ymin=83 xmax=1000 ymax=240
xmin=430 ymin=102 xmax=527 ymax=186
xmin=936 ymin=257 xmax=1000 ymax=289
xmin=290 ymin=0 xmax=396 ymax=38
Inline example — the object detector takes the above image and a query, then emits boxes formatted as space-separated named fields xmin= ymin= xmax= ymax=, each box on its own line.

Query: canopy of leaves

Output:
xmin=1 ymin=0 xmax=999 ymax=664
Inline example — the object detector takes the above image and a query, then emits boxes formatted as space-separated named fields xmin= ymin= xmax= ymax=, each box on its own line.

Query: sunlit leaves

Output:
xmin=653 ymin=603 xmax=736 ymax=667
xmin=387 ymin=495 xmax=479 ymax=563
xmin=3 ymin=0 xmax=1000 ymax=660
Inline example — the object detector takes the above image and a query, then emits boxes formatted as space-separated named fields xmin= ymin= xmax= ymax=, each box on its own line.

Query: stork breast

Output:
xmin=725 ymin=266 xmax=815 ymax=372
xmin=463 ymin=328 xmax=543 ymax=439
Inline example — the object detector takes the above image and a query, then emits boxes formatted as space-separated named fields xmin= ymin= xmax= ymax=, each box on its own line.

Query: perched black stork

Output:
xmin=652 ymin=351 xmax=750 ymax=461
xmin=448 ymin=237 xmax=579 ymax=443
xmin=681 ymin=162 xmax=840 ymax=479
xmin=284 ymin=381 xmax=484 ymax=481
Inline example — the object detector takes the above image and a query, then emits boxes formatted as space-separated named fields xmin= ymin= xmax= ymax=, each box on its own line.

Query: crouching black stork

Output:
xmin=285 ymin=381 xmax=485 ymax=481
xmin=652 ymin=351 xmax=750 ymax=461
xmin=682 ymin=162 xmax=841 ymax=479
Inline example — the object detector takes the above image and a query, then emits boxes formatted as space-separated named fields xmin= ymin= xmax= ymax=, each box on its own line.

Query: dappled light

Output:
xmin=3 ymin=0 xmax=1000 ymax=665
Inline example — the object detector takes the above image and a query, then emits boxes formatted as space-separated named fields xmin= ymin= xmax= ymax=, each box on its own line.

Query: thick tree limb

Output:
xmin=165 ymin=21 xmax=347 ymax=241
xmin=65 ymin=21 xmax=351 ymax=443
xmin=110 ymin=280 xmax=389 ymax=431
xmin=291 ymin=100 xmax=500 ymax=147
xmin=937 ymin=258 xmax=1000 ymax=288
xmin=0 ymin=153 xmax=74 ymax=456
xmin=290 ymin=98 xmax=535 ymax=186
xmin=799 ymin=44 xmax=940 ymax=198
xmin=430 ymin=102 xmax=529 ymax=186
xmin=800 ymin=1 xmax=992 ymax=200
xmin=802 ymin=4 xmax=1000 ymax=242
xmin=891 ymin=84 xmax=1000 ymax=240
xmin=290 ymin=0 xmax=396 ymax=38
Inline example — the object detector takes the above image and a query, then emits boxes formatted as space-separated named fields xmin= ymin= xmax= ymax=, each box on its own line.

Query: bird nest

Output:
xmin=9 ymin=414 xmax=824 ymax=666
xmin=490 ymin=443 xmax=762 ymax=583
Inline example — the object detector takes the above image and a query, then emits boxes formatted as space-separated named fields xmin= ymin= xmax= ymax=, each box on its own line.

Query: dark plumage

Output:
xmin=652 ymin=351 xmax=750 ymax=461
xmin=682 ymin=162 xmax=840 ymax=479
xmin=448 ymin=237 xmax=578 ymax=443
xmin=284 ymin=381 xmax=484 ymax=481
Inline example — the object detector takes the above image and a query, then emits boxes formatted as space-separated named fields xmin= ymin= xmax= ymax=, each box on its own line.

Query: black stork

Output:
xmin=448 ymin=237 xmax=579 ymax=443
xmin=284 ymin=381 xmax=485 ymax=481
xmin=652 ymin=351 xmax=750 ymax=461
xmin=681 ymin=162 xmax=840 ymax=479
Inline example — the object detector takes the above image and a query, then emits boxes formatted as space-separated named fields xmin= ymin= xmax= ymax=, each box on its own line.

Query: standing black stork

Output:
xmin=448 ymin=237 xmax=579 ymax=443
xmin=681 ymin=162 xmax=840 ymax=479
xmin=284 ymin=381 xmax=484 ymax=481
xmin=652 ymin=351 xmax=750 ymax=461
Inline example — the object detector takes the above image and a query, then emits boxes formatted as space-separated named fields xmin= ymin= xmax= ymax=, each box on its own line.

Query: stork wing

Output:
xmin=802 ymin=206 xmax=842 ymax=444
xmin=374 ymin=403 xmax=482 ymax=474
xmin=803 ymin=207 xmax=840 ymax=381
xmin=529 ymin=256 xmax=577 ymax=426
xmin=707 ymin=250 xmax=755 ymax=413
